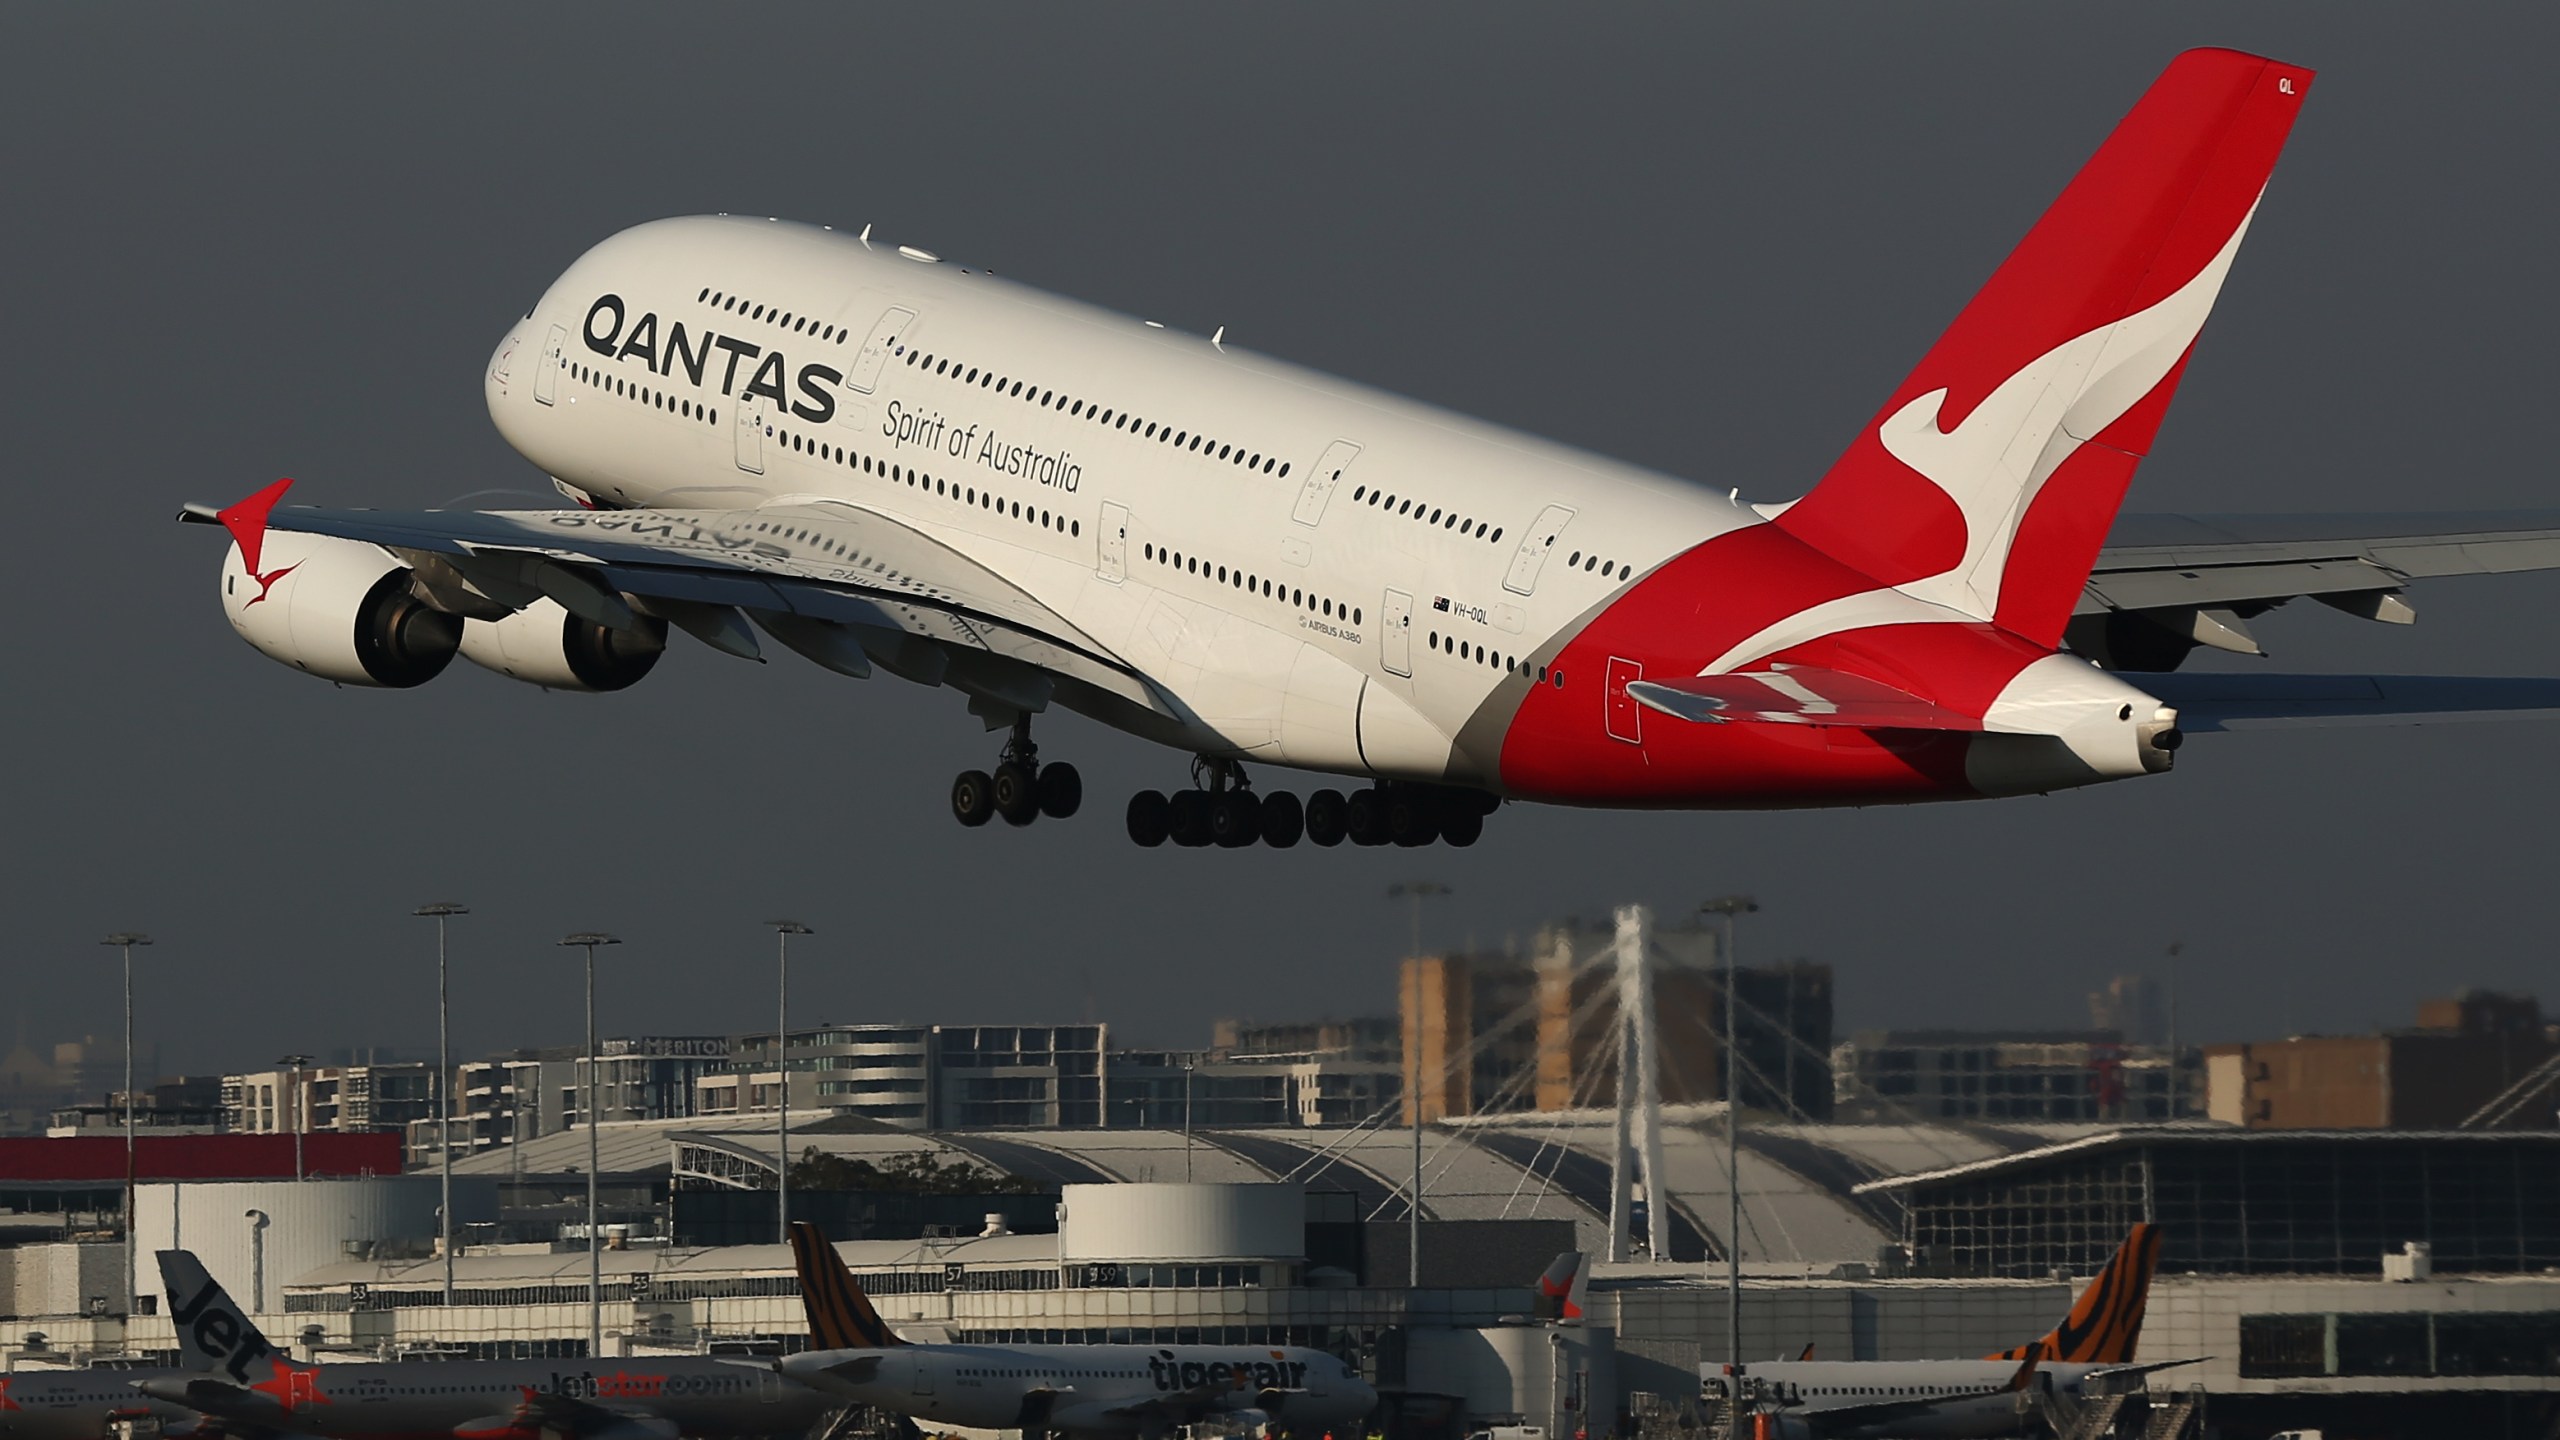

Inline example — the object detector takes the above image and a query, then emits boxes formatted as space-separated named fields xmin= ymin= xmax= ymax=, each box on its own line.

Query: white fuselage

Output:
xmin=779 ymin=1342 xmax=1374 ymax=1437
xmin=482 ymin=214 xmax=1757 ymax=791
xmin=1712 ymin=1361 xmax=2116 ymax=1439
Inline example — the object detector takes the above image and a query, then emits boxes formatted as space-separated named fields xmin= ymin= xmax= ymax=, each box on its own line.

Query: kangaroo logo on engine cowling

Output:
xmin=584 ymin=293 xmax=841 ymax=424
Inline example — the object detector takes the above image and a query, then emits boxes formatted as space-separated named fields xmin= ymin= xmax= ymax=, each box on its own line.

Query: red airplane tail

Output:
xmin=1775 ymin=49 xmax=2313 ymax=649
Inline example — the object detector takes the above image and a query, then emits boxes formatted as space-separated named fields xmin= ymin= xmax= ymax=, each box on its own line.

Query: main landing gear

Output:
xmin=1126 ymin=763 xmax=1496 ymax=849
xmin=952 ymin=716 xmax=1082 ymax=828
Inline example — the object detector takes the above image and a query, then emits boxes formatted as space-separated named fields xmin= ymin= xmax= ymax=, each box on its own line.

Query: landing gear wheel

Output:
xmin=1259 ymin=791 xmax=1305 ymax=849
xmin=1440 ymin=808 xmax=1483 ymax=848
xmin=952 ymin=770 xmax=995 ymax=828
xmin=1168 ymin=789 xmax=1213 ymax=847
xmin=1304 ymin=789 xmax=1349 ymax=847
xmin=993 ymin=762 xmax=1041 ymax=826
xmin=1211 ymin=790 xmax=1264 ymax=848
xmin=1126 ymin=790 xmax=1171 ymax=847
xmin=1038 ymin=762 xmax=1083 ymax=819
xmin=1387 ymin=789 xmax=1440 ymax=847
xmin=1346 ymin=788 xmax=1390 ymax=847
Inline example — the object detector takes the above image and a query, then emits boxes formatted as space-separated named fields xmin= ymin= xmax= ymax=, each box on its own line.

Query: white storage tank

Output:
xmin=1058 ymin=1183 xmax=1304 ymax=1262
xmin=1406 ymin=1323 xmax=1616 ymax=1433
xmin=135 ymin=1177 xmax=496 ymax=1315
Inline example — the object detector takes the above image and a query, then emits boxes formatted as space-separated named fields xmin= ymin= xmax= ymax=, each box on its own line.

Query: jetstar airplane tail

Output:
xmin=1776 ymin=48 xmax=2313 ymax=649
xmin=1532 ymin=1251 xmax=1586 ymax=1322
xmin=789 ymin=1219 xmax=907 ymax=1349
xmin=1985 ymin=1224 xmax=2163 ymax=1364
xmin=159 ymin=1250 xmax=279 ymax=1382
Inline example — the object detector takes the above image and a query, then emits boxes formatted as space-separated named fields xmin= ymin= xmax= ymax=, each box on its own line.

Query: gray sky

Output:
xmin=7 ymin=5 xmax=2557 ymax=1077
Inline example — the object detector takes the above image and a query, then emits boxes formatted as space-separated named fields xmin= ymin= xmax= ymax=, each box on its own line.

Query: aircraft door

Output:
xmin=908 ymin=1354 xmax=936 ymax=1398
xmin=534 ymin=325 xmax=566 ymax=407
xmin=845 ymin=306 xmax=918 ymax=394
xmin=1382 ymin=588 xmax=1414 ymax=677
xmin=1290 ymin=441 xmax=1362 ymax=526
xmin=1604 ymin=656 xmax=1643 ymax=744
xmin=1098 ymin=501 xmax=1131 ymax=582
xmin=1505 ymin=505 xmax=1576 ymax=595
xmin=734 ymin=395 xmax=767 ymax=474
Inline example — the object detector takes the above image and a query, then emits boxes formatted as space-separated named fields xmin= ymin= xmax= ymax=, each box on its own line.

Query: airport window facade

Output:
xmin=1884 ymin=1133 xmax=2560 ymax=1278
xmin=2239 ymin=1310 xmax=2560 ymax=1379
xmin=1069 ymin=1262 xmax=1276 ymax=1289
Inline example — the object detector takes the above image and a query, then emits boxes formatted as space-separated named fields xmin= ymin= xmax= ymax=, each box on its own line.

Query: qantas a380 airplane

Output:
xmin=190 ymin=49 xmax=2560 ymax=848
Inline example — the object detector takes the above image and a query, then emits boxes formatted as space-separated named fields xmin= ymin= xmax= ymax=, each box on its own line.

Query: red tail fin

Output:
xmin=1776 ymin=49 xmax=2312 ymax=647
xmin=1986 ymin=1224 xmax=2163 ymax=1364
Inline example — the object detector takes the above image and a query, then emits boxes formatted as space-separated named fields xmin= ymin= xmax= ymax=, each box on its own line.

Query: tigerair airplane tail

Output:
xmin=788 ymin=1219 xmax=908 ymax=1349
xmin=1985 ymin=1224 xmax=2163 ymax=1364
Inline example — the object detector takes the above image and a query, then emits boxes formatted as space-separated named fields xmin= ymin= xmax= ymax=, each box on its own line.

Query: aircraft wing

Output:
xmin=2090 ymin=510 xmax=2560 ymax=611
xmin=2142 ymin=673 xmax=2560 ymax=730
xmin=177 ymin=488 xmax=1176 ymax=721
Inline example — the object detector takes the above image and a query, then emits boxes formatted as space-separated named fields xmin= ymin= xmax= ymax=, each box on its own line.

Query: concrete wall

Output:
xmin=5 ymin=1242 xmax=124 ymax=1319
xmin=135 ymin=1177 xmax=496 ymax=1313
xmin=1407 ymin=1324 xmax=1616 ymax=1430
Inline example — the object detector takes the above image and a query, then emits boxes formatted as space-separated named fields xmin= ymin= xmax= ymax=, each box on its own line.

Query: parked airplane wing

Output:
xmin=178 ymin=484 xmax=1177 ymax=720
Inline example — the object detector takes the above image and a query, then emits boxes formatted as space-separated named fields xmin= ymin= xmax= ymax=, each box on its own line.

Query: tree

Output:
xmin=786 ymin=1147 xmax=1046 ymax=1195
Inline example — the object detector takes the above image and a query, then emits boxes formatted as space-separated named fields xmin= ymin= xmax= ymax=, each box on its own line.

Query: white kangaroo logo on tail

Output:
xmin=1877 ymin=197 xmax=2262 ymax=620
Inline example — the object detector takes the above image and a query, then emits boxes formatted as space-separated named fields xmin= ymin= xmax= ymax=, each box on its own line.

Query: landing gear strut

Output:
xmin=1128 ymin=767 xmax=1493 ymax=849
xmin=952 ymin=715 xmax=1080 ymax=828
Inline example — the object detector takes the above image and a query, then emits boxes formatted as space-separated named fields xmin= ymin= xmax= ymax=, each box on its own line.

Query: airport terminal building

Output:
xmin=3 ymin=1117 xmax=2553 ymax=1438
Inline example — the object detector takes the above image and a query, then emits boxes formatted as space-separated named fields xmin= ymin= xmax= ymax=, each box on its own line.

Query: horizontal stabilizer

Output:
xmin=2148 ymin=673 xmax=2560 ymax=731
xmin=1626 ymin=666 xmax=1982 ymax=731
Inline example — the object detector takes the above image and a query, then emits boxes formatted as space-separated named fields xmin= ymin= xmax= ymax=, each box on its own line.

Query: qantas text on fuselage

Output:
xmin=195 ymin=49 xmax=2560 ymax=850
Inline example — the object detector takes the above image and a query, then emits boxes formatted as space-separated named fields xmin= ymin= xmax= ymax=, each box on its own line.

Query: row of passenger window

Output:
xmin=1568 ymin=549 xmax=1636 ymax=581
xmin=569 ymin=361 xmax=719 ymax=426
xmin=774 ymin=427 xmax=1083 ymax=540
xmin=1143 ymin=542 xmax=1356 ymax=626
xmin=1351 ymin=484 xmax=1504 ymax=545
xmin=901 ymin=346 xmax=1295 ymax=479
xmin=1430 ymin=630 xmax=1564 ymax=687
xmin=698 ymin=288 xmax=854 ymax=345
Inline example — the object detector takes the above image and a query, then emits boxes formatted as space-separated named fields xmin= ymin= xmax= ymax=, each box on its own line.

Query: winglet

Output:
xmin=1794 ymin=1343 xmax=1815 ymax=1362
xmin=2002 ymin=1342 xmax=2045 ymax=1394
xmin=214 ymin=479 xmax=297 ymax=578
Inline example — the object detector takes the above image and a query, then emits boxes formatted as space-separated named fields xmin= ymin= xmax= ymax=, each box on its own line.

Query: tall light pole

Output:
xmin=1385 ymin=881 xmax=1451 ymax=959
xmin=1385 ymin=881 xmax=1450 ymax=1291
xmin=415 ymin=903 xmax=468 ymax=1309
xmin=1698 ymin=895 xmax=1758 ymax=1383
xmin=101 ymin=933 xmax=151 ymax=1317
xmin=765 ymin=921 xmax=811 ymax=1244
xmin=2164 ymin=940 xmax=2185 ymax=1120
xmin=278 ymin=1054 xmax=312 ymax=1181
xmin=1181 ymin=1060 xmax=1196 ymax=1181
xmin=559 ymin=933 xmax=621 ymax=1359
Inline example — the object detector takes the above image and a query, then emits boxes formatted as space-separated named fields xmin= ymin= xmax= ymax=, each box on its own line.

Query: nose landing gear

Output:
xmin=952 ymin=716 xmax=1081 ymax=828
xmin=1127 ymin=767 xmax=1494 ymax=849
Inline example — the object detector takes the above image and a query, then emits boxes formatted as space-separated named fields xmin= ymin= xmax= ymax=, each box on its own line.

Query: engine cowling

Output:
xmin=456 ymin=597 xmax=666 ymax=692
xmin=222 ymin=533 xmax=460 ymax=688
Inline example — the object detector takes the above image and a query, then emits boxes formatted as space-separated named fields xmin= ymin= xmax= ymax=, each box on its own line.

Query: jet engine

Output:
xmin=456 ymin=596 xmax=666 ymax=692
xmin=221 ymin=532 xmax=460 ymax=688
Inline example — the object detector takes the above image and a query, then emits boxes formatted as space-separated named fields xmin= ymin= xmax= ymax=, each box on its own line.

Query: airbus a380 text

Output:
xmin=194 ymin=48 xmax=2560 ymax=848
